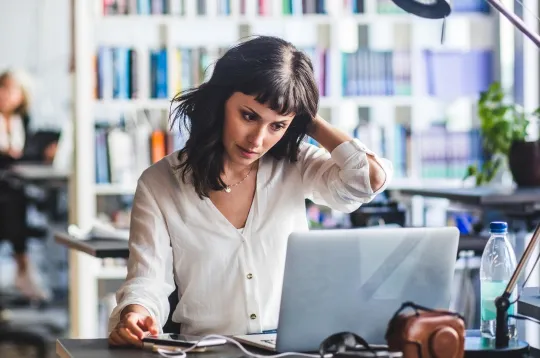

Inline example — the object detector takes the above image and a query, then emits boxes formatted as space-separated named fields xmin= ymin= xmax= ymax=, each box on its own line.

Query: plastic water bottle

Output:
xmin=480 ymin=221 xmax=518 ymax=339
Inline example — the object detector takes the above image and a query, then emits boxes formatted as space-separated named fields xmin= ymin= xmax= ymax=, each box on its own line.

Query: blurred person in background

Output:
xmin=0 ymin=70 xmax=52 ymax=301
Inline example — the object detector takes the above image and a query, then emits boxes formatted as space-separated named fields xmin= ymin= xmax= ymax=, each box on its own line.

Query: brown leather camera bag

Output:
xmin=385 ymin=302 xmax=466 ymax=358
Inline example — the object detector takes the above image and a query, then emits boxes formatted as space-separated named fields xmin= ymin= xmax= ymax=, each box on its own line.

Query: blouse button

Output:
xmin=246 ymin=273 xmax=253 ymax=279
xmin=250 ymin=313 xmax=257 ymax=320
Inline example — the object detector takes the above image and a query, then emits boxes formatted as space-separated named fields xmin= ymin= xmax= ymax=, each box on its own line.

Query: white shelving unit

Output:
xmin=69 ymin=0 xmax=499 ymax=338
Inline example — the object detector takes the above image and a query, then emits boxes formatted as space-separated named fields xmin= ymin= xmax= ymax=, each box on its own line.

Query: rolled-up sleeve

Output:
xmin=298 ymin=139 xmax=393 ymax=213
xmin=107 ymin=178 xmax=175 ymax=334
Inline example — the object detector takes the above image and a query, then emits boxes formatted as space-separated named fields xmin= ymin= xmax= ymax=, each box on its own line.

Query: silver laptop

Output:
xmin=235 ymin=226 xmax=460 ymax=353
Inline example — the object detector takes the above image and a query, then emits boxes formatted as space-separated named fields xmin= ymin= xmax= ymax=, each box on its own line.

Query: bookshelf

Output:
xmin=70 ymin=0 xmax=499 ymax=338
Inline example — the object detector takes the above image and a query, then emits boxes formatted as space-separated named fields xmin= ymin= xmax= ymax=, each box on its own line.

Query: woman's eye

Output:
xmin=242 ymin=112 xmax=256 ymax=121
xmin=271 ymin=124 xmax=285 ymax=132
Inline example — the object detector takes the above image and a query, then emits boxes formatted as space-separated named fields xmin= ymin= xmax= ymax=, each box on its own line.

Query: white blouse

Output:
xmin=0 ymin=113 xmax=25 ymax=154
xmin=108 ymin=139 xmax=393 ymax=336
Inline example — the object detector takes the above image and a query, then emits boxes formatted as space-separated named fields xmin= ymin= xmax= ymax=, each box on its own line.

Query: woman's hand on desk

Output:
xmin=108 ymin=305 xmax=159 ymax=348
xmin=0 ymin=149 xmax=21 ymax=160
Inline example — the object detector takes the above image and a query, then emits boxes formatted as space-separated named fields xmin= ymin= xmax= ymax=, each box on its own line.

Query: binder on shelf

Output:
xmin=424 ymin=50 xmax=494 ymax=101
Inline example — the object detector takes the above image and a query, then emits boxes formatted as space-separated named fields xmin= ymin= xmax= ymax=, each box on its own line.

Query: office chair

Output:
xmin=0 ymin=319 xmax=49 ymax=358
xmin=163 ymin=285 xmax=181 ymax=334
xmin=349 ymin=192 xmax=406 ymax=228
xmin=0 ymin=192 xmax=49 ymax=358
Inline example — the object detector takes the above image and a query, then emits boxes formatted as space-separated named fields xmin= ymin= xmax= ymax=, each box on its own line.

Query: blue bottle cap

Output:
xmin=490 ymin=221 xmax=508 ymax=233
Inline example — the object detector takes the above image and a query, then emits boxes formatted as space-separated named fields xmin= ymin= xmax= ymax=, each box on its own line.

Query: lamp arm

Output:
xmin=502 ymin=222 xmax=540 ymax=298
xmin=486 ymin=0 xmax=540 ymax=47
xmin=494 ymin=222 xmax=540 ymax=348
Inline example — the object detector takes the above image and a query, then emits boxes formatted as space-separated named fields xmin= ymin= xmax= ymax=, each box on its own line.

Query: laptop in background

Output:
xmin=235 ymin=226 xmax=460 ymax=352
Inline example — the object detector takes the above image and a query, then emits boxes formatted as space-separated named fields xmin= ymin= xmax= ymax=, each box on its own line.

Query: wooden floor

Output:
xmin=0 ymin=342 xmax=55 ymax=358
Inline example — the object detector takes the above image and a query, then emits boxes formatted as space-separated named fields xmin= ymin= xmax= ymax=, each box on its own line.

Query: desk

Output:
xmin=395 ymin=186 xmax=540 ymax=253
xmin=396 ymin=187 xmax=540 ymax=226
xmin=55 ymin=232 xmax=128 ymax=259
xmin=55 ymin=231 xmax=128 ymax=338
xmin=56 ymin=337 xmax=540 ymax=358
xmin=56 ymin=338 xmax=256 ymax=358
xmin=519 ymin=287 xmax=540 ymax=322
xmin=2 ymin=163 xmax=70 ymax=221
xmin=11 ymin=163 xmax=69 ymax=183
xmin=398 ymin=187 xmax=540 ymax=207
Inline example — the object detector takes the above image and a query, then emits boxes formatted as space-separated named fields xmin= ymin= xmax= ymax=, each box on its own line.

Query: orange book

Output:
xmin=151 ymin=130 xmax=166 ymax=163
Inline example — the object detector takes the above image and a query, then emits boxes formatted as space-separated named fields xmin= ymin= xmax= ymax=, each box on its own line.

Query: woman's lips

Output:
xmin=237 ymin=145 xmax=258 ymax=158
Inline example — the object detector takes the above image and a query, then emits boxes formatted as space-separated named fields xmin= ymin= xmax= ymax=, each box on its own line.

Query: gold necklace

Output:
xmin=223 ymin=165 xmax=253 ymax=193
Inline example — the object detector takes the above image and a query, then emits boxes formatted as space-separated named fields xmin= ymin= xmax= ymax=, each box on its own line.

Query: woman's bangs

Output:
xmin=241 ymin=77 xmax=316 ymax=118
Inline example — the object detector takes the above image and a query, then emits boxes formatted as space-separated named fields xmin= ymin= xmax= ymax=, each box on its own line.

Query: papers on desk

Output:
xmin=68 ymin=220 xmax=129 ymax=240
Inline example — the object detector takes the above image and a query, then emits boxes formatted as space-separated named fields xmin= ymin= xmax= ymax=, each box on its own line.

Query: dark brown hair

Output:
xmin=170 ymin=36 xmax=319 ymax=199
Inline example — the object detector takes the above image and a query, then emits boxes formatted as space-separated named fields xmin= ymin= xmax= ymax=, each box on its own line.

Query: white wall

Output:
xmin=0 ymin=0 xmax=71 ymax=130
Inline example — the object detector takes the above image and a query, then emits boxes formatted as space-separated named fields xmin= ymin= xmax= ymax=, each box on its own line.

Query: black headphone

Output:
xmin=319 ymin=332 xmax=372 ymax=357
xmin=318 ymin=331 xmax=401 ymax=357
xmin=391 ymin=0 xmax=451 ymax=19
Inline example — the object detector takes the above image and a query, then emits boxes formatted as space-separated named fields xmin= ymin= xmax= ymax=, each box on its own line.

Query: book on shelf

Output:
xmin=342 ymin=50 xmax=411 ymax=97
xmin=150 ymin=48 xmax=168 ymax=99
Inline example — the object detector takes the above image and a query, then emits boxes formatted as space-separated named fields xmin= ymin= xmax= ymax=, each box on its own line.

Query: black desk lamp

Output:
xmin=389 ymin=1 xmax=540 ymax=355
xmin=390 ymin=0 xmax=540 ymax=47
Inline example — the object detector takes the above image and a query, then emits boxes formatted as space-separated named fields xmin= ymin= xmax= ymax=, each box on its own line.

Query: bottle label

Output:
xmin=481 ymin=281 xmax=516 ymax=321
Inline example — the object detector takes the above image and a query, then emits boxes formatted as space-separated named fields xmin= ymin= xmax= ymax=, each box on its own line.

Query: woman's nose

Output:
xmin=248 ymin=127 xmax=265 ymax=147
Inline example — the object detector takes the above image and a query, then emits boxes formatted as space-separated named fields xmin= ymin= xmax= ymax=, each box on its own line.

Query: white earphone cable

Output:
xmin=154 ymin=334 xmax=402 ymax=358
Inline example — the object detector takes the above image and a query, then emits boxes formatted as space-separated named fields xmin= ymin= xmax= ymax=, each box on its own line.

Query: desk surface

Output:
xmin=57 ymin=336 xmax=540 ymax=358
xmin=57 ymin=338 xmax=263 ymax=358
xmin=54 ymin=231 xmax=129 ymax=259
xmin=54 ymin=230 xmax=487 ymax=259
xmin=519 ymin=287 xmax=540 ymax=321
xmin=11 ymin=163 xmax=69 ymax=181
xmin=398 ymin=186 xmax=540 ymax=207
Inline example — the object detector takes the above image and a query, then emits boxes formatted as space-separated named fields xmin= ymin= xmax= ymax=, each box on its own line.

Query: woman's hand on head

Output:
xmin=307 ymin=114 xmax=323 ymax=138
xmin=108 ymin=310 xmax=159 ymax=348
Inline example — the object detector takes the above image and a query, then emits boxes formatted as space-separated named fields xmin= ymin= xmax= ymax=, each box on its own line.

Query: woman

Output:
xmin=0 ymin=70 xmax=48 ymax=301
xmin=108 ymin=36 xmax=393 ymax=347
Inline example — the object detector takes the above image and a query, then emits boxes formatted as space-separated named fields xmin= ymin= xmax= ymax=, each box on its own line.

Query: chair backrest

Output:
xmin=162 ymin=284 xmax=181 ymax=333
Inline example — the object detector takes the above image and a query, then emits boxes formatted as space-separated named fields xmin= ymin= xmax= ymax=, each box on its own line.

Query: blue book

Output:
xmin=155 ymin=49 xmax=168 ymax=98
xmin=113 ymin=47 xmax=130 ymax=99
xmin=137 ymin=0 xmax=150 ymax=14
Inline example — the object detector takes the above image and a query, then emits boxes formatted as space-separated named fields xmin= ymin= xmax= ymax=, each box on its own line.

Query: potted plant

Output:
xmin=464 ymin=82 xmax=540 ymax=187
